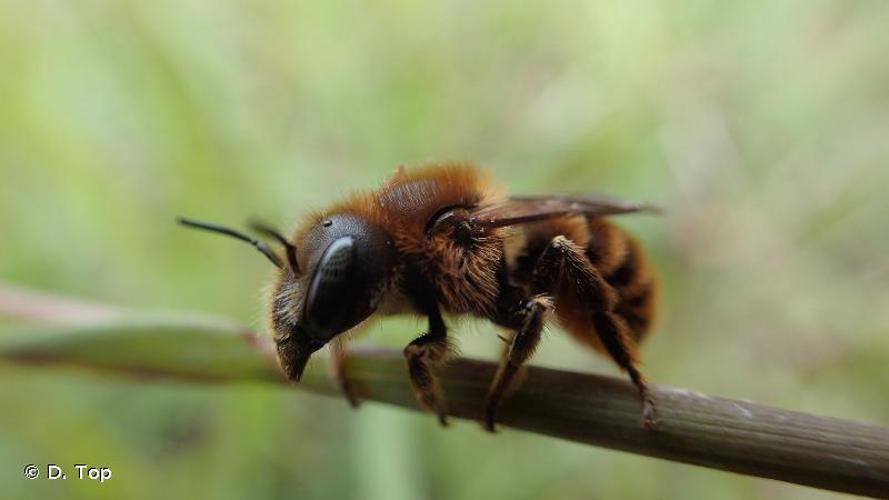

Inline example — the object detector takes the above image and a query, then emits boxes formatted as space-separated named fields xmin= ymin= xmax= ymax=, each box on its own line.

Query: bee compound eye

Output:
xmin=299 ymin=213 xmax=395 ymax=340
xmin=305 ymin=236 xmax=358 ymax=341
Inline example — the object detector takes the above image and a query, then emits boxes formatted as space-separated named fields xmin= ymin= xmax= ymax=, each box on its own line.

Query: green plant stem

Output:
xmin=1 ymin=284 xmax=888 ymax=497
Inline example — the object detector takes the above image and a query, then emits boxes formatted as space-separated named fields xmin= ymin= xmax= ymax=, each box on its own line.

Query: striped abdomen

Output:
xmin=509 ymin=216 xmax=658 ymax=352
xmin=583 ymin=218 xmax=657 ymax=344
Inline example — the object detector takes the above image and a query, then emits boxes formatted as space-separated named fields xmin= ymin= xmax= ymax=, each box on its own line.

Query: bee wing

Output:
xmin=469 ymin=194 xmax=661 ymax=229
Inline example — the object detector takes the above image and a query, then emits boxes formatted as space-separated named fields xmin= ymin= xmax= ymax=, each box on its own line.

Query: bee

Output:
xmin=179 ymin=164 xmax=659 ymax=431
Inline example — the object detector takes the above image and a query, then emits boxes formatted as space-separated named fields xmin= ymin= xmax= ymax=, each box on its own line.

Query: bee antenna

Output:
xmin=177 ymin=217 xmax=283 ymax=269
xmin=249 ymin=220 xmax=300 ymax=274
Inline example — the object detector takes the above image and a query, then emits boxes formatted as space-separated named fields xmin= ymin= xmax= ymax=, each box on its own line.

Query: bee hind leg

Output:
xmin=482 ymin=295 xmax=551 ymax=432
xmin=537 ymin=236 xmax=657 ymax=428
xmin=403 ymin=309 xmax=453 ymax=426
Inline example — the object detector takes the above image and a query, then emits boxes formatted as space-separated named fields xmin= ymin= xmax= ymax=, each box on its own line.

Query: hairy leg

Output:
xmin=404 ymin=308 xmax=453 ymax=426
xmin=536 ymin=235 xmax=656 ymax=427
xmin=483 ymin=295 xmax=551 ymax=432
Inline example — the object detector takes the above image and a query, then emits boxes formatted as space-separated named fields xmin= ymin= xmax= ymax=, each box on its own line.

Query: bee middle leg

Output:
xmin=403 ymin=309 xmax=453 ymax=426
xmin=483 ymin=295 xmax=551 ymax=432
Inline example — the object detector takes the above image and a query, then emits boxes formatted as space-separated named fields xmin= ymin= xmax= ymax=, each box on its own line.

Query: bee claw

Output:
xmin=641 ymin=398 xmax=657 ymax=429
xmin=437 ymin=412 xmax=450 ymax=427
xmin=482 ymin=405 xmax=499 ymax=433
xmin=345 ymin=393 xmax=361 ymax=409
xmin=334 ymin=374 xmax=362 ymax=409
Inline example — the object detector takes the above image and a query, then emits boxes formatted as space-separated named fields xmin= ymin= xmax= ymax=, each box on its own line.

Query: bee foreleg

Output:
xmin=403 ymin=309 xmax=453 ymax=426
xmin=482 ymin=295 xmax=551 ymax=432
xmin=328 ymin=336 xmax=361 ymax=408
xmin=534 ymin=235 xmax=657 ymax=428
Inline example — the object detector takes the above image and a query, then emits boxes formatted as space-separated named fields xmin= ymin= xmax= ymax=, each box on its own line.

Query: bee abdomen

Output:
xmin=508 ymin=217 xmax=658 ymax=347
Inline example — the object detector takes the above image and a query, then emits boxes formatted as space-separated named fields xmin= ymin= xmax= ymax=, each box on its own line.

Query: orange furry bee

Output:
xmin=180 ymin=164 xmax=659 ymax=430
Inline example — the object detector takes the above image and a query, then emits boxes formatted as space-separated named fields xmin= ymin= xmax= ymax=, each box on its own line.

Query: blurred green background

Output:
xmin=1 ymin=0 xmax=888 ymax=499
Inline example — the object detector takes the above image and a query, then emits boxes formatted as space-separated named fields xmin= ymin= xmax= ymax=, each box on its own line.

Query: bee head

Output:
xmin=177 ymin=214 xmax=395 ymax=382
xmin=270 ymin=214 xmax=395 ymax=381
